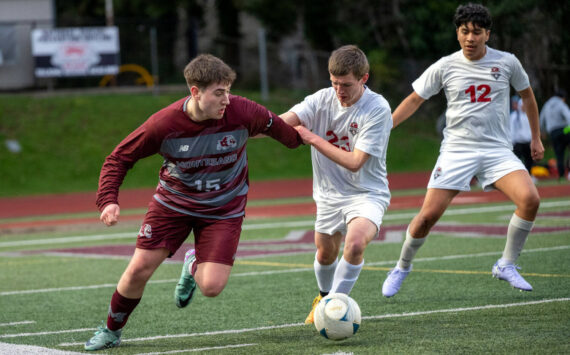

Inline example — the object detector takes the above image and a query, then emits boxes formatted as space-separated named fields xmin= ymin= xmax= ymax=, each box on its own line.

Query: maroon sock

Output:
xmin=106 ymin=289 xmax=141 ymax=331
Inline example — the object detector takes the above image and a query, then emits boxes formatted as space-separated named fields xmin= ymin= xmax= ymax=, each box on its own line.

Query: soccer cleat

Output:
xmin=304 ymin=294 xmax=322 ymax=324
xmin=492 ymin=261 xmax=533 ymax=291
xmin=84 ymin=323 xmax=121 ymax=351
xmin=382 ymin=265 xmax=412 ymax=297
xmin=175 ymin=249 xmax=197 ymax=308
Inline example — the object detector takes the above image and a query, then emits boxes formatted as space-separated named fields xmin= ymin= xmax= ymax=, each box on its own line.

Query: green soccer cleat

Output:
xmin=84 ymin=323 xmax=122 ymax=351
xmin=175 ymin=249 xmax=197 ymax=308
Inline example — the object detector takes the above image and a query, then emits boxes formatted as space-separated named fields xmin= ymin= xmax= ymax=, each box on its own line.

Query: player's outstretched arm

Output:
xmin=251 ymin=111 xmax=301 ymax=139
xmin=392 ymin=91 xmax=425 ymax=129
xmin=295 ymin=125 xmax=369 ymax=172
xmin=100 ymin=203 xmax=120 ymax=226
xmin=280 ymin=111 xmax=302 ymax=127
xmin=519 ymin=86 xmax=544 ymax=161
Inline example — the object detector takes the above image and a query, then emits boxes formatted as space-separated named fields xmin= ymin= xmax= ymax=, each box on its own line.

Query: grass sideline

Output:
xmin=0 ymin=89 xmax=443 ymax=198
xmin=0 ymin=196 xmax=569 ymax=354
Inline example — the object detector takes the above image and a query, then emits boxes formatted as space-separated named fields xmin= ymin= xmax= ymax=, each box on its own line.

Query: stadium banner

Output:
xmin=31 ymin=27 xmax=120 ymax=78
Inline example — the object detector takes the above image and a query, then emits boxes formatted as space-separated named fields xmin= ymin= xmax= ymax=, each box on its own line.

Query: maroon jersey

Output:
xmin=96 ymin=95 xmax=302 ymax=219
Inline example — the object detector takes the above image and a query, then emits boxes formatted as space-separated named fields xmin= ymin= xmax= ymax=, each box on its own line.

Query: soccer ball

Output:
xmin=314 ymin=293 xmax=361 ymax=340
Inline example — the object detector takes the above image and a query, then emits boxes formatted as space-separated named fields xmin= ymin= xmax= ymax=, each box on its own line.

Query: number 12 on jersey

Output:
xmin=465 ymin=84 xmax=491 ymax=103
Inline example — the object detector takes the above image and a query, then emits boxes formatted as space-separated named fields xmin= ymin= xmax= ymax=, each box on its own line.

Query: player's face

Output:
xmin=195 ymin=82 xmax=231 ymax=120
xmin=457 ymin=22 xmax=490 ymax=61
xmin=330 ymin=73 xmax=369 ymax=107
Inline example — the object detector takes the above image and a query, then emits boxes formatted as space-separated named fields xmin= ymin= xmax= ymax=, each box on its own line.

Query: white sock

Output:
xmin=330 ymin=257 xmax=363 ymax=294
xmin=397 ymin=227 xmax=426 ymax=270
xmin=314 ymin=252 xmax=337 ymax=293
xmin=500 ymin=213 xmax=534 ymax=265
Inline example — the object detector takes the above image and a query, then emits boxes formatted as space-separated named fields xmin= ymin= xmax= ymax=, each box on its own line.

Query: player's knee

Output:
xmin=343 ymin=239 xmax=366 ymax=258
xmin=199 ymin=280 xmax=226 ymax=297
xmin=316 ymin=248 xmax=339 ymax=265
xmin=521 ymin=191 xmax=540 ymax=214
xmin=122 ymin=267 xmax=152 ymax=287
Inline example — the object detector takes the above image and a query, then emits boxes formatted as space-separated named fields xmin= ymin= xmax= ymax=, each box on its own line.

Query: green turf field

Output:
xmin=0 ymin=195 xmax=569 ymax=354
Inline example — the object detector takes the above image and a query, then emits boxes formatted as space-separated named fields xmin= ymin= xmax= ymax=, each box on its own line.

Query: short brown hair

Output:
xmin=183 ymin=54 xmax=236 ymax=90
xmin=328 ymin=45 xmax=369 ymax=79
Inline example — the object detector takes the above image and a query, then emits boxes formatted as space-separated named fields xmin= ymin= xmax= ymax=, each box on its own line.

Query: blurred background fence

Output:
xmin=0 ymin=0 xmax=568 ymax=105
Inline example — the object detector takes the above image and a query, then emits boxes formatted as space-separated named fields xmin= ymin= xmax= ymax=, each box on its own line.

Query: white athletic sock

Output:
xmin=314 ymin=252 xmax=338 ymax=293
xmin=397 ymin=227 xmax=426 ymax=270
xmin=500 ymin=213 xmax=534 ymax=265
xmin=330 ymin=256 xmax=363 ymax=294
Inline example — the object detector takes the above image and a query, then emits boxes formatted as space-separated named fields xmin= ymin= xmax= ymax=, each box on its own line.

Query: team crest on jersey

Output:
xmin=433 ymin=166 xmax=442 ymax=180
xmin=490 ymin=67 xmax=501 ymax=80
xmin=349 ymin=122 xmax=359 ymax=135
xmin=216 ymin=135 xmax=237 ymax=151
xmin=138 ymin=224 xmax=152 ymax=239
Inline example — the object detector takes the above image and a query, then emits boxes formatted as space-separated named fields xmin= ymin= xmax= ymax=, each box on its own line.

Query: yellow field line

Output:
xmin=236 ymin=260 xmax=570 ymax=278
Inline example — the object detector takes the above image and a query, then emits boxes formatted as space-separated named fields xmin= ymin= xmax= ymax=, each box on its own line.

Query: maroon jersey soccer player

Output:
xmin=85 ymin=54 xmax=302 ymax=351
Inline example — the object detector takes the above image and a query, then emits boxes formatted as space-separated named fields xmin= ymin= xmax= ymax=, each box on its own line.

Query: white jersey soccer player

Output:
xmin=416 ymin=47 xmax=530 ymax=151
xmin=382 ymin=3 xmax=543 ymax=298
xmin=415 ymin=47 xmax=532 ymax=192
xmin=281 ymin=45 xmax=393 ymax=324
xmin=290 ymin=86 xmax=391 ymax=209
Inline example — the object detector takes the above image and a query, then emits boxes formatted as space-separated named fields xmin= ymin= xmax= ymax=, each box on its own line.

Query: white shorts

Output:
xmin=314 ymin=198 xmax=387 ymax=236
xmin=427 ymin=147 xmax=526 ymax=192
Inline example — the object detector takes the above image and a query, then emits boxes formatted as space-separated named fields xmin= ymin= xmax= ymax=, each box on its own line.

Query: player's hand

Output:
xmin=530 ymin=138 xmax=544 ymax=161
xmin=100 ymin=203 xmax=120 ymax=226
xmin=294 ymin=125 xmax=315 ymax=145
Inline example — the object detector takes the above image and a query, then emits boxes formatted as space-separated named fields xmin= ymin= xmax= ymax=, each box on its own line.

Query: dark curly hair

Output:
xmin=454 ymin=3 xmax=492 ymax=30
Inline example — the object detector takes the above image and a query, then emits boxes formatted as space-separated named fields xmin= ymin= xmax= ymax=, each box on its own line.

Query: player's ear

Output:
xmin=190 ymin=85 xmax=201 ymax=99
xmin=360 ymin=73 xmax=369 ymax=85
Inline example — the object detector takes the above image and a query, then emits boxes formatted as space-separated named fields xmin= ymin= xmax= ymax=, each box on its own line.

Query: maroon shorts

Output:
xmin=136 ymin=198 xmax=243 ymax=266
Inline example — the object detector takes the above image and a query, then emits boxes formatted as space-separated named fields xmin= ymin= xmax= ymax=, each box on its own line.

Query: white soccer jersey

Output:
xmin=413 ymin=46 xmax=530 ymax=151
xmin=290 ymin=87 xmax=392 ymax=206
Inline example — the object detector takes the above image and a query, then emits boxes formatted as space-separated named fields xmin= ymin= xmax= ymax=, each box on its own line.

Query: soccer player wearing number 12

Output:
xmin=281 ymin=45 xmax=392 ymax=323
xmin=382 ymin=3 xmax=544 ymax=297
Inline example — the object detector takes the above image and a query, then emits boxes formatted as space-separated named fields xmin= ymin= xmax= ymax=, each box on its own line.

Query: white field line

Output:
xmin=133 ymin=343 xmax=257 ymax=355
xmin=0 ymin=328 xmax=93 ymax=339
xmin=362 ymin=297 xmax=570 ymax=320
xmin=0 ymin=321 xmax=35 ymax=327
xmin=0 ymin=342 xmax=83 ymax=355
xmin=1 ymin=245 xmax=568 ymax=297
xmin=53 ymin=298 xmax=570 ymax=347
xmin=1 ymin=200 xmax=568 ymax=249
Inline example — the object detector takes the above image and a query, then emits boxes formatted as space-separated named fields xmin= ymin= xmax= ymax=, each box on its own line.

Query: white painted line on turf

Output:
xmin=2 ymin=200 xmax=568 ymax=249
xmin=0 ymin=320 xmax=35 ymax=327
xmin=2 ymin=245 xmax=568 ymax=297
xmin=58 ymin=298 xmax=570 ymax=347
xmin=134 ymin=343 xmax=257 ymax=354
xmin=0 ymin=342 xmax=83 ymax=354
xmin=366 ymin=245 xmax=570 ymax=266
xmin=363 ymin=297 xmax=570 ymax=320
xmin=0 ymin=278 xmax=175 ymax=296
xmin=0 ymin=232 xmax=134 ymax=248
xmin=58 ymin=323 xmax=302 ymax=347
xmin=0 ymin=328 xmax=93 ymax=339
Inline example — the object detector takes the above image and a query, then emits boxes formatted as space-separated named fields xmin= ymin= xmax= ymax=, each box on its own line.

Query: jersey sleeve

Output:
xmin=95 ymin=116 xmax=164 ymax=211
xmin=288 ymin=90 xmax=326 ymax=130
xmin=412 ymin=59 xmax=444 ymax=100
xmin=509 ymin=54 xmax=530 ymax=92
xmin=354 ymin=104 xmax=392 ymax=158
xmin=235 ymin=96 xmax=303 ymax=149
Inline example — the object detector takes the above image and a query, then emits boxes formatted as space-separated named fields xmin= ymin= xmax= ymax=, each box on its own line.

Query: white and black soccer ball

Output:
xmin=314 ymin=293 xmax=361 ymax=340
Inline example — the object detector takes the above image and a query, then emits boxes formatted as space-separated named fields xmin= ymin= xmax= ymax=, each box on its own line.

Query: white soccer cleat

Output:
xmin=382 ymin=265 xmax=412 ymax=297
xmin=492 ymin=261 xmax=533 ymax=292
